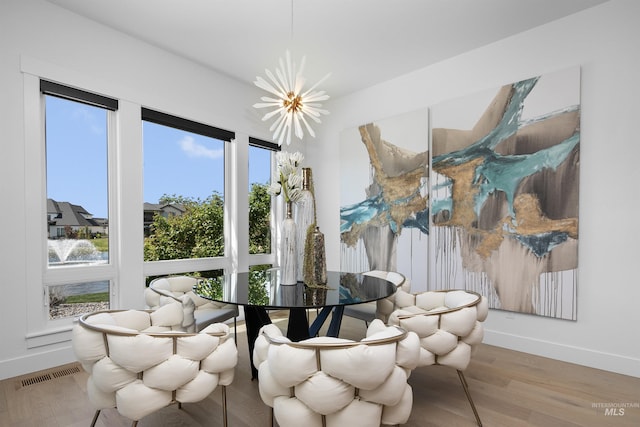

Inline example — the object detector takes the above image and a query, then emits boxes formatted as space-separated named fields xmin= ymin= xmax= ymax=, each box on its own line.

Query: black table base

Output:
xmin=244 ymin=306 xmax=272 ymax=380
xmin=245 ymin=305 xmax=345 ymax=379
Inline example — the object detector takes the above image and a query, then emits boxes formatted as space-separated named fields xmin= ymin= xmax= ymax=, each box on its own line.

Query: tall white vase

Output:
xmin=295 ymin=168 xmax=315 ymax=282
xmin=281 ymin=201 xmax=297 ymax=285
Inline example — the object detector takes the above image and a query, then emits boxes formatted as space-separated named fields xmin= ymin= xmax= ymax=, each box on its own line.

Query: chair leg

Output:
xmin=234 ymin=317 xmax=238 ymax=344
xmin=90 ymin=409 xmax=101 ymax=427
xmin=271 ymin=407 xmax=275 ymax=427
xmin=131 ymin=421 xmax=138 ymax=427
xmin=457 ymin=370 xmax=482 ymax=426
xmin=222 ymin=385 xmax=228 ymax=427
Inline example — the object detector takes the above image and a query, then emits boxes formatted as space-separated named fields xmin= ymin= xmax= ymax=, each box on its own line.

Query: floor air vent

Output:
xmin=21 ymin=373 xmax=52 ymax=387
xmin=19 ymin=364 xmax=82 ymax=388
xmin=51 ymin=365 xmax=81 ymax=378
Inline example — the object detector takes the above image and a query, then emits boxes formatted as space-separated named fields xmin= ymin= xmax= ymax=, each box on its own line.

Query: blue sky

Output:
xmin=46 ymin=96 xmax=271 ymax=219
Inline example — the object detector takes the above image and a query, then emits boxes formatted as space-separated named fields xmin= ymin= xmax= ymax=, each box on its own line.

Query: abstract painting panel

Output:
xmin=340 ymin=109 xmax=429 ymax=291
xmin=430 ymin=67 xmax=580 ymax=319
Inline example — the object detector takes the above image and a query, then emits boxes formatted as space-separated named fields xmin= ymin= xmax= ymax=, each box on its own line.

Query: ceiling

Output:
xmin=48 ymin=0 xmax=608 ymax=99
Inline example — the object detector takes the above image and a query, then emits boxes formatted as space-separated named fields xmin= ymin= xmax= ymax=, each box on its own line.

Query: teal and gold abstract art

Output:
xmin=430 ymin=67 xmax=580 ymax=319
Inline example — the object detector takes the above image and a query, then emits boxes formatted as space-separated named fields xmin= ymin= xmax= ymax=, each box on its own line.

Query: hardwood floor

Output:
xmin=1 ymin=312 xmax=638 ymax=426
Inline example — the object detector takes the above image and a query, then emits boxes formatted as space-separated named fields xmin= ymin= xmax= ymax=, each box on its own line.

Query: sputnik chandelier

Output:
xmin=253 ymin=1 xmax=330 ymax=145
xmin=253 ymin=51 xmax=330 ymax=146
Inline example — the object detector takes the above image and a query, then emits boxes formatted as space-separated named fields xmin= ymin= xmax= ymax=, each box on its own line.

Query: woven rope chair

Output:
xmin=388 ymin=289 xmax=489 ymax=426
xmin=342 ymin=271 xmax=411 ymax=327
xmin=145 ymin=275 xmax=238 ymax=339
xmin=72 ymin=305 xmax=238 ymax=427
xmin=253 ymin=319 xmax=421 ymax=427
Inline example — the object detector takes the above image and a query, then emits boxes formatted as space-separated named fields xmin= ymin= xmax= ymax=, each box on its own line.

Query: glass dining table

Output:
xmin=194 ymin=269 xmax=397 ymax=379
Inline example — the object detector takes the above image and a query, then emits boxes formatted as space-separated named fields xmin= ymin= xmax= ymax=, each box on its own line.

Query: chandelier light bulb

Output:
xmin=254 ymin=50 xmax=330 ymax=145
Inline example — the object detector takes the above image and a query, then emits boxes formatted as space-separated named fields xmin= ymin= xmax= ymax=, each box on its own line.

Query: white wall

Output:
xmin=312 ymin=0 xmax=640 ymax=377
xmin=0 ymin=0 xmax=271 ymax=379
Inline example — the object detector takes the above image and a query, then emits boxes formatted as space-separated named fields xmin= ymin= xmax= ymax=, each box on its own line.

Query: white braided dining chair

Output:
xmin=72 ymin=304 xmax=238 ymax=427
xmin=342 ymin=270 xmax=411 ymax=327
xmin=145 ymin=275 xmax=239 ymax=336
xmin=388 ymin=289 xmax=489 ymax=426
xmin=253 ymin=319 xmax=421 ymax=427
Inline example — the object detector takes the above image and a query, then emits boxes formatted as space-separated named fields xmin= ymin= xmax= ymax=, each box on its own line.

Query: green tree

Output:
xmin=144 ymin=183 xmax=272 ymax=261
xmin=159 ymin=194 xmax=194 ymax=205
xmin=249 ymin=182 xmax=271 ymax=254
xmin=144 ymin=193 xmax=224 ymax=261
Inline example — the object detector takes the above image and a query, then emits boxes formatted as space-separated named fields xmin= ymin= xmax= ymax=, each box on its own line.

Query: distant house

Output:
xmin=47 ymin=199 xmax=108 ymax=238
xmin=143 ymin=202 xmax=186 ymax=237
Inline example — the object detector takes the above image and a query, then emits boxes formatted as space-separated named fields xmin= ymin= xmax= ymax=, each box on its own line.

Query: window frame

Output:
xmin=141 ymin=108 xmax=236 ymax=277
xmin=247 ymin=137 xmax=280 ymax=264
xmin=42 ymin=81 xmax=118 ymax=317
xmin=24 ymin=77 xmax=120 ymax=343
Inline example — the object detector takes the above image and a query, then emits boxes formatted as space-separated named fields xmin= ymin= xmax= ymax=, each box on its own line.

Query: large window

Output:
xmin=29 ymin=77 xmax=278 ymax=330
xmin=142 ymin=109 xmax=234 ymax=263
xmin=41 ymin=81 xmax=116 ymax=320
xmin=248 ymin=138 xmax=279 ymax=256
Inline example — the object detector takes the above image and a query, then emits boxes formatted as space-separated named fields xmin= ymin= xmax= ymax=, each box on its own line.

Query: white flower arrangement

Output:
xmin=268 ymin=151 xmax=305 ymax=203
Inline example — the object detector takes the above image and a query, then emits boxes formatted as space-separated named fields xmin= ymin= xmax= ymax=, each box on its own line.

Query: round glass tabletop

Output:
xmin=194 ymin=269 xmax=396 ymax=309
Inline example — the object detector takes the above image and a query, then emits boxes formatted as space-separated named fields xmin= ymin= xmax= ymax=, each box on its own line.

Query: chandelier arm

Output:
xmin=254 ymin=77 xmax=284 ymax=98
xmin=254 ymin=101 xmax=283 ymax=109
xmin=261 ymin=108 xmax=285 ymax=121
xmin=277 ymin=130 xmax=286 ymax=146
xmin=303 ymin=92 xmax=330 ymax=102
xmin=284 ymin=52 xmax=295 ymax=93
xmin=302 ymin=103 xmax=330 ymax=112
xmin=293 ymin=112 xmax=304 ymax=139
xmin=300 ymin=73 xmax=332 ymax=98
xmin=265 ymin=69 xmax=289 ymax=96
xmin=305 ymin=112 xmax=328 ymax=120
xmin=300 ymin=106 xmax=325 ymax=120
xmin=285 ymin=120 xmax=293 ymax=145
xmin=273 ymin=112 xmax=291 ymax=145
xmin=253 ymin=103 xmax=276 ymax=109
xmin=299 ymin=114 xmax=316 ymax=138
xmin=302 ymin=111 xmax=322 ymax=124
xmin=270 ymin=111 xmax=288 ymax=134
xmin=294 ymin=55 xmax=307 ymax=94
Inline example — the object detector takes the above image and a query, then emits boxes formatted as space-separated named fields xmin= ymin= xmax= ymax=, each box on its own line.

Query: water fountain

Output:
xmin=48 ymin=239 xmax=106 ymax=265
xmin=47 ymin=239 xmax=110 ymax=319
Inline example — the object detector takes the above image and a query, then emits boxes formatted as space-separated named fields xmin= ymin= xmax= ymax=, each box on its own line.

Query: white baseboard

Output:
xmin=0 ymin=346 xmax=76 ymax=381
xmin=484 ymin=329 xmax=640 ymax=378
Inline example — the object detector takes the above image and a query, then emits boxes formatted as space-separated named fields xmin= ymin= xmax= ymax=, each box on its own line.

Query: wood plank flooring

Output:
xmin=1 ymin=312 xmax=638 ymax=426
